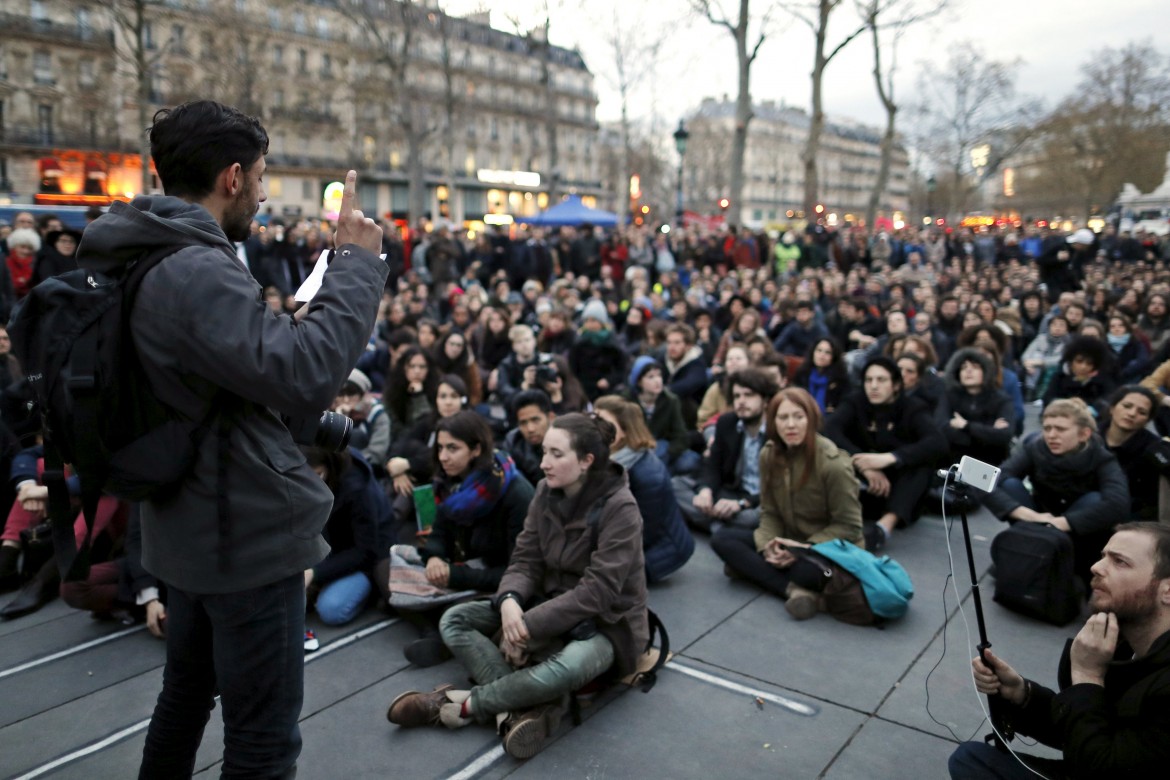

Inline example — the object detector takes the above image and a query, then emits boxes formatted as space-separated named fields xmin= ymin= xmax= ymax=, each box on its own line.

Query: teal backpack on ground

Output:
xmin=811 ymin=539 xmax=914 ymax=620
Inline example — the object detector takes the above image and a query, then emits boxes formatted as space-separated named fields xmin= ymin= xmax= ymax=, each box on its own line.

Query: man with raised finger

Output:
xmin=77 ymin=101 xmax=386 ymax=779
xmin=948 ymin=521 xmax=1170 ymax=779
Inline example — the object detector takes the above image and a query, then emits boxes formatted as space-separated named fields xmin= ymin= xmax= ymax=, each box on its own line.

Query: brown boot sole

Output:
xmin=503 ymin=715 xmax=548 ymax=759
xmin=387 ymin=683 xmax=453 ymax=726
xmin=785 ymin=593 xmax=819 ymax=621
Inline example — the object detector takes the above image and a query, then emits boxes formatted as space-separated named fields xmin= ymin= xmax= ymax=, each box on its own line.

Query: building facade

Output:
xmin=684 ymin=97 xmax=911 ymax=230
xmin=0 ymin=0 xmax=602 ymax=226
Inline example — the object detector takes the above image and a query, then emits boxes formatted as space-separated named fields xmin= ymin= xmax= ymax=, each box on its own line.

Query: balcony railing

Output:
xmin=0 ymin=13 xmax=114 ymax=47
xmin=0 ymin=124 xmax=121 ymax=151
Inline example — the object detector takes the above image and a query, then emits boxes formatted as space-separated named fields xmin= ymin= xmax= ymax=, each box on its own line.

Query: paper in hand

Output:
xmin=294 ymin=249 xmax=387 ymax=303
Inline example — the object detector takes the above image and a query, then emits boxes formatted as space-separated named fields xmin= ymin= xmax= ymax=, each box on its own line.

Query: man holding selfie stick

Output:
xmin=77 ymin=101 xmax=386 ymax=779
xmin=948 ymin=522 xmax=1170 ymax=779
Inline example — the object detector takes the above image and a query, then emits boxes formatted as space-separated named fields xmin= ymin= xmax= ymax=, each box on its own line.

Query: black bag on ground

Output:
xmin=990 ymin=522 xmax=1082 ymax=626
xmin=8 ymin=246 xmax=219 ymax=580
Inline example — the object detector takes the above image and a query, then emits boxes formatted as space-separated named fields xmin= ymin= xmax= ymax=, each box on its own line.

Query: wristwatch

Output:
xmin=493 ymin=591 xmax=522 ymax=612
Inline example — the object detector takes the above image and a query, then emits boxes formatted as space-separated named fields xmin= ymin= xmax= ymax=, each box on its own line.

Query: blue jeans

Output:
xmin=315 ymin=571 xmax=372 ymax=626
xmin=139 ymin=573 xmax=305 ymax=780
xmin=439 ymin=600 xmax=615 ymax=721
xmin=948 ymin=741 xmax=1064 ymax=779
xmin=655 ymin=439 xmax=701 ymax=476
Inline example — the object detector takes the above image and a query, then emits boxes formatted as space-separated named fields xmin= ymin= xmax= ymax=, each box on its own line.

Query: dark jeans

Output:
xmin=860 ymin=464 xmax=932 ymax=526
xmin=711 ymin=526 xmax=826 ymax=598
xmin=139 ymin=572 xmax=305 ymax=780
xmin=948 ymin=741 xmax=1064 ymax=779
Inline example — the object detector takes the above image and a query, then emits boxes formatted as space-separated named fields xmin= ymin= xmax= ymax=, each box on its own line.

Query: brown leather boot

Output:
xmin=502 ymin=702 xmax=564 ymax=759
xmin=386 ymin=684 xmax=456 ymax=727
xmin=784 ymin=584 xmax=821 ymax=621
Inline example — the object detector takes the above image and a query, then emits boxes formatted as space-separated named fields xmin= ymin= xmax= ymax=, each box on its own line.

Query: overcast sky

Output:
xmin=444 ymin=0 xmax=1170 ymax=138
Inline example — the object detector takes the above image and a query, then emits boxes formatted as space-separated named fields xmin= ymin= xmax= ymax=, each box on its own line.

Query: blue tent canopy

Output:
xmin=525 ymin=194 xmax=618 ymax=228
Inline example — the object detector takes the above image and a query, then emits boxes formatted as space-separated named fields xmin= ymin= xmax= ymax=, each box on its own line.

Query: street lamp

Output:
xmin=673 ymin=119 xmax=689 ymax=229
xmin=926 ymin=174 xmax=937 ymax=223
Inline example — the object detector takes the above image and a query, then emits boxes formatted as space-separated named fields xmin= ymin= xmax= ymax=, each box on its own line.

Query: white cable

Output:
xmin=941 ymin=467 xmax=1051 ymax=780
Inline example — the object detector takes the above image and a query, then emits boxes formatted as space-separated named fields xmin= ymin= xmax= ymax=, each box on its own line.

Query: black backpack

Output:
xmin=990 ymin=522 xmax=1083 ymax=626
xmin=9 ymin=246 xmax=221 ymax=580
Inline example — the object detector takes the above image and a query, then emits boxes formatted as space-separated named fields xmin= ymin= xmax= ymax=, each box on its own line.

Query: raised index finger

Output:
xmin=338 ymin=169 xmax=357 ymax=218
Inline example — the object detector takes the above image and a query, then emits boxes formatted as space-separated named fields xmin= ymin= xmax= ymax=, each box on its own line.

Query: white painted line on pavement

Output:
xmin=447 ymin=745 xmax=507 ymax=780
xmin=11 ymin=618 xmax=399 ymax=780
xmin=665 ymin=660 xmax=819 ymax=716
xmin=0 ymin=624 xmax=147 ymax=680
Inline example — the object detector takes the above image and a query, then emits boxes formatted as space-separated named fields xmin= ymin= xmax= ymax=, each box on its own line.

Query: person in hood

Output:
xmin=982 ymin=398 xmax=1130 ymax=586
xmin=387 ymin=413 xmax=649 ymax=761
xmin=663 ymin=322 xmax=710 ymax=412
xmin=569 ymin=298 xmax=627 ymax=401
xmin=81 ymin=101 xmax=387 ymax=778
xmin=1042 ymin=335 xmax=1116 ymax=418
xmin=935 ymin=347 xmax=1015 ymax=467
xmin=950 ymin=521 xmax=1170 ymax=779
xmin=31 ymin=227 xmax=82 ymax=286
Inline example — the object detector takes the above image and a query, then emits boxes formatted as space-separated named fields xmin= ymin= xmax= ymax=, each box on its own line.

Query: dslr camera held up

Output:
xmin=286 ymin=410 xmax=352 ymax=451
xmin=534 ymin=358 xmax=558 ymax=387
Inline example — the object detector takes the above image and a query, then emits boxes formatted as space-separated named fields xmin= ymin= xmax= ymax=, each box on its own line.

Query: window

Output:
xmin=272 ymin=45 xmax=283 ymax=67
xmin=201 ymin=32 xmax=213 ymax=58
xmin=321 ymin=53 xmax=332 ymax=76
xmin=490 ymin=117 xmax=498 ymax=140
xmin=144 ymin=21 xmax=155 ymax=49
xmin=273 ymin=89 xmax=284 ymax=108
xmin=316 ymin=18 xmax=329 ymax=38
xmin=31 ymin=0 xmax=47 ymax=22
xmin=297 ymin=49 xmax=308 ymax=74
xmin=293 ymin=12 xmax=306 ymax=34
xmin=33 ymin=50 xmax=53 ymax=85
xmin=79 ymin=58 xmax=94 ymax=87
xmin=302 ymin=179 xmax=313 ymax=200
xmin=172 ymin=24 xmax=185 ymax=52
xmin=267 ymin=8 xmax=281 ymax=29
xmin=85 ymin=110 xmax=97 ymax=146
xmin=38 ymin=104 xmax=53 ymax=144
xmin=77 ymin=8 xmax=91 ymax=31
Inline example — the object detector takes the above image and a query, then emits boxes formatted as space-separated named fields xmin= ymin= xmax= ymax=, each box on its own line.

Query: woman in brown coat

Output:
xmin=386 ymin=413 xmax=649 ymax=760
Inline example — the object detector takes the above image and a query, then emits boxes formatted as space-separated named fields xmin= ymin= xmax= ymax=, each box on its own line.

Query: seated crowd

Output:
xmin=3 ymin=211 xmax=1170 ymax=764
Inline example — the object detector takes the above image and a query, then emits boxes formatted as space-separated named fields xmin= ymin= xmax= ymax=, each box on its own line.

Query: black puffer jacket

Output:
xmin=935 ymin=347 xmax=1015 ymax=466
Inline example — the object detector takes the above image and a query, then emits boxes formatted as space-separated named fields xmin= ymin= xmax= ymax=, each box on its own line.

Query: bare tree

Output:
xmin=783 ymin=1 xmax=867 ymax=218
xmin=97 ymin=0 xmax=172 ymax=193
xmin=856 ymin=0 xmax=947 ymax=227
xmin=1019 ymin=42 xmax=1170 ymax=220
xmin=600 ymin=6 xmax=668 ymax=220
xmin=508 ymin=3 xmax=563 ymax=204
xmin=914 ymin=41 xmax=1034 ymax=219
xmin=691 ymin=0 xmax=775 ymax=227
xmin=434 ymin=9 xmax=468 ymax=222
xmin=338 ymin=0 xmax=438 ymax=224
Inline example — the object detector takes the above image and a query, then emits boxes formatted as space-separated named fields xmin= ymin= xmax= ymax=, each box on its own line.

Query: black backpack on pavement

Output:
xmin=990 ymin=521 xmax=1083 ymax=626
xmin=9 ymin=246 xmax=221 ymax=580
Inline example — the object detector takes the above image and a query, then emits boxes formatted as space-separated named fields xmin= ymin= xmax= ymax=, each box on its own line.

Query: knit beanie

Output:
xmin=581 ymin=298 xmax=611 ymax=328
xmin=629 ymin=355 xmax=662 ymax=389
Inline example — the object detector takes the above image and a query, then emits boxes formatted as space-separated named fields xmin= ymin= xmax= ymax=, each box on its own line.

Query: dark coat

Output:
xmin=619 ymin=448 xmax=694 ymax=583
xmin=624 ymin=388 xmax=690 ymax=459
xmin=825 ymin=391 xmax=946 ymax=469
xmin=498 ymin=464 xmax=649 ymax=678
xmin=570 ymin=332 xmax=627 ymax=401
xmin=699 ymin=411 xmax=762 ymax=504
xmin=935 ymin=348 xmax=1016 ymax=465
xmin=1002 ymin=629 xmax=1170 ymax=777
xmin=314 ymin=451 xmax=394 ymax=585
xmin=79 ymin=196 xmax=386 ymax=594
xmin=981 ymin=434 xmax=1129 ymax=535
xmin=503 ymin=427 xmax=544 ymax=487
xmin=421 ymin=469 xmax=534 ymax=592
xmin=1102 ymin=424 xmax=1170 ymax=520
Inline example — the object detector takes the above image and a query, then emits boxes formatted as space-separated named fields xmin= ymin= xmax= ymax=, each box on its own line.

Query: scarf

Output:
xmin=578 ymin=328 xmax=613 ymax=346
xmin=611 ymin=446 xmax=644 ymax=470
xmin=1107 ymin=333 xmax=1130 ymax=351
xmin=434 ymin=451 xmax=517 ymax=528
xmin=807 ymin=369 xmax=830 ymax=412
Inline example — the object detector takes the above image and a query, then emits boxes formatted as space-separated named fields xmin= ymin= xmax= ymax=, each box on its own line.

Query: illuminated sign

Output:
xmin=322 ymin=181 xmax=345 ymax=220
xmin=477 ymin=169 xmax=541 ymax=188
xmin=484 ymin=214 xmax=514 ymax=225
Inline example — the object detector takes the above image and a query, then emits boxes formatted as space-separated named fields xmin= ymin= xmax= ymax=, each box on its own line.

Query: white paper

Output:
xmin=294 ymin=249 xmax=386 ymax=303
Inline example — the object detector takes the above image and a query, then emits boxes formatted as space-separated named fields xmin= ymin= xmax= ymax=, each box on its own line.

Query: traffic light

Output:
xmin=718 ymin=198 xmax=730 ymax=211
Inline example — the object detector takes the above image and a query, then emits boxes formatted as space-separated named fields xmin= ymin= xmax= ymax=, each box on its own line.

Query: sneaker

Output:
xmin=863 ymin=522 xmax=887 ymax=553
xmin=502 ymin=703 xmax=564 ymax=760
xmin=303 ymin=630 xmax=320 ymax=652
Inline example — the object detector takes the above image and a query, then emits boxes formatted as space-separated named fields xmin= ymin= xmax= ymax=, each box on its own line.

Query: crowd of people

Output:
xmin=3 ymin=192 xmax=1170 ymax=768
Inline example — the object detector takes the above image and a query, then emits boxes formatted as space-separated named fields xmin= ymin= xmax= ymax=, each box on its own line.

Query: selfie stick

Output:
xmin=939 ymin=464 xmax=1011 ymax=750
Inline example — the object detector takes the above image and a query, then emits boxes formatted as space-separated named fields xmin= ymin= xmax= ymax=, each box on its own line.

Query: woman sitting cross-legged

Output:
xmin=386 ymin=413 xmax=649 ymax=760
xmin=399 ymin=411 xmax=534 ymax=667
xmin=594 ymin=395 xmax=695 ymax=583
xmin=711 ymin=388 xmax=864 ymax=620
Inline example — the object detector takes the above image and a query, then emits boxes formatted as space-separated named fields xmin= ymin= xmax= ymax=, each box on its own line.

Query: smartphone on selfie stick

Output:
xmin=937 ymin=456 xmax=1013 ymax=750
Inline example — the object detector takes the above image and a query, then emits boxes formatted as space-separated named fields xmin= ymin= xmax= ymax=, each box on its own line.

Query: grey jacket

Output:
xmin=78 ymin=196 xmax=387 ymax=593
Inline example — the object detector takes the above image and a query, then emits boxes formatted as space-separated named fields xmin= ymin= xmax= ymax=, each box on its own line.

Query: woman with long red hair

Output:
xmin=711 ymin=387 xmax=864 ymax=620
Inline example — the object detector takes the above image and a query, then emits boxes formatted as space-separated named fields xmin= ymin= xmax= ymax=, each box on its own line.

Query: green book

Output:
xmin=413 ymin=484 xmax=436 ymax=535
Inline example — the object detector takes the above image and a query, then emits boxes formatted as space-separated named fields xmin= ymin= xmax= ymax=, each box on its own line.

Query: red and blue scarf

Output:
xmin=434 ymin=451 xmax=517 ymax=527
